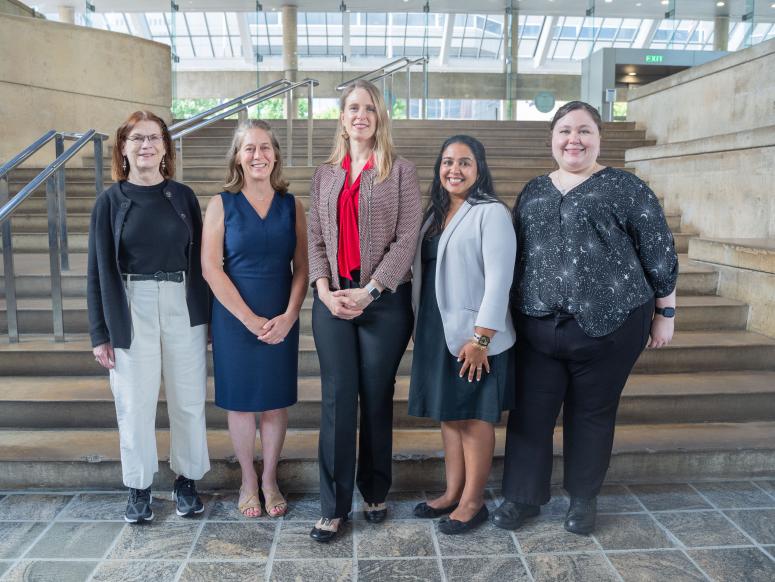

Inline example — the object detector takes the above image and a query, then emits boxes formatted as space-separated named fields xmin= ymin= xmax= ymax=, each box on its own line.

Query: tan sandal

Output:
xmin=237 ymin=487 xmax=262 ymax=518
xmin=262 ymin=487 xmax=288 ymax=518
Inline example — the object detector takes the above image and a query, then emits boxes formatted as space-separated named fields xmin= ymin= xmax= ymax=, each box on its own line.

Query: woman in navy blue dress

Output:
xmin=202 ymin=120 xmax=308 ymax=518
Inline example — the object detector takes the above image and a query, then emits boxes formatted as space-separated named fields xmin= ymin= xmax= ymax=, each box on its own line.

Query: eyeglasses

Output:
xmin=126 ymin=134 xmax=163 ymax=145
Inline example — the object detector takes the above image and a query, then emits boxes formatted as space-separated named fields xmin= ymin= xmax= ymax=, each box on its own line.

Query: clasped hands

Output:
xmin=244 ymin=312 xmax=296 ymax=344
xmin=320 ymin=287 xmax=373 ymax=320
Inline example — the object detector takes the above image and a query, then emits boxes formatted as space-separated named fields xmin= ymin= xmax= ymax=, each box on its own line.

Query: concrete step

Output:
xmin=1 ymin=254 xmax=717 ymax=298
xmin=1 ymin=371 xmax=773 ymax=430
xmin=0 ymin=421 xmax=772 ymax=489
xmin=0 ymin=294 xmax=748 ymax=335
xmin=1 ymin=330 xmax=773 ymax=377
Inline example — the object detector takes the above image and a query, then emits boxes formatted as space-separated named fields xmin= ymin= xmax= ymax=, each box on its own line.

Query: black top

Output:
xmin=118 ymin=180 xmax=189 ymax=274
xmin=87 ymin=179 xmax=210 ymax=349
xmin=512 ymin=167 xmax=678 ymax=337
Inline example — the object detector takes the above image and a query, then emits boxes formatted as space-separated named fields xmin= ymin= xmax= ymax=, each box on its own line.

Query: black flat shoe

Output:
xmin=310 ymin=516 xmax=348 ymax=543
xmin=438 ymin=505 xmax=489 ymax=535
xmin=491 ymin=501 xmax=539 ymax=530
xmin=413 ymin=501 xmax=459 ymax=519
xmin=564 ymin=497 xmax=597 ymax=535
xmin=364 ymin=502 xmax=387 ymax=523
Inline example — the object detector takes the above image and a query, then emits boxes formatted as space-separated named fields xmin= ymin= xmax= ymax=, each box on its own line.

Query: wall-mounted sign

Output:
xmin=534 ymin=91 xmax=556 ymax=113
xmin=645 ymin=54 xmax=664 ymax=63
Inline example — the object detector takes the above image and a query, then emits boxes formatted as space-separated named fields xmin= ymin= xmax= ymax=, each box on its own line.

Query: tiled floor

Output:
xmin=0 ymin=481 xmax=774 ymax=581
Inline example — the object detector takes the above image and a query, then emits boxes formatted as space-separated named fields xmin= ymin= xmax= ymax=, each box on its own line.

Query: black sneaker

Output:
xmin=125 ymin=487 xmax=153 ymax=524
xmin=173 ymin=476 xmax=204 ymax=517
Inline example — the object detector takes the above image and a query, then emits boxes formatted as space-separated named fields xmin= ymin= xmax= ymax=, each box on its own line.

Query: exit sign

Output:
xmin=645 ymin=54 xmax=664 ymax=63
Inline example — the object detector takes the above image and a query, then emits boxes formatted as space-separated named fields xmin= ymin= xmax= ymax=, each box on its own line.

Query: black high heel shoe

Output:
xmin=310 ymin=515 xmax=348 ymax=542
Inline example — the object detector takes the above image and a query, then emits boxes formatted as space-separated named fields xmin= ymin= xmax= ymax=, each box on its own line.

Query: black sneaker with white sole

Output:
xmin=125 ymin=487 xmax=154 ymax=523
xmin=173 ymin=476 xmax=204 ymax=517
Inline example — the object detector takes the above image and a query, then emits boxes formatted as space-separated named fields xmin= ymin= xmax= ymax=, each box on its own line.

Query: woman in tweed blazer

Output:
xmin=308 ymin=80 xmax=422 ymax=542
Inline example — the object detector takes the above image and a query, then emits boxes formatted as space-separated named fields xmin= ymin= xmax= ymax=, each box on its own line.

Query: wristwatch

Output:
xmin=473 ymin=332 xmax=491 ymax=348
xmin=365 ymin=282 xmax=382 ymax=301
xmin=655 ymin=306 xmax=676 ymax=318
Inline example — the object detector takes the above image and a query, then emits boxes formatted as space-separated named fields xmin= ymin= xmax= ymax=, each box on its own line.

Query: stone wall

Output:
xmin=0 ymin=0 xmax=37 ymax=18
xmin=0 ymin=14 xmax=171 ymax=166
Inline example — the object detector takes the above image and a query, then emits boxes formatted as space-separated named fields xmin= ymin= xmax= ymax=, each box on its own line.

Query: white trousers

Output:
xmin=109 ymin=277 xmax=210 ymax=490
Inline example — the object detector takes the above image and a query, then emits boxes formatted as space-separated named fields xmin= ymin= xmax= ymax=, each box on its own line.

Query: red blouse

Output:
xmin=337 ymin=153 xmax=373 ymax=280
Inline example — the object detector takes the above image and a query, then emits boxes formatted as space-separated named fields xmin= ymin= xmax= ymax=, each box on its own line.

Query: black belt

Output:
xmin=124 ymin=271 xmax=184 ymax=283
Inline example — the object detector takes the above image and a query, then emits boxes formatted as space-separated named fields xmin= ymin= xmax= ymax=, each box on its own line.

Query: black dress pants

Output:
xmin=313 ymin=282 xmax=413 ymax=518
xmin=501 ymin=298 xmax=653 ymax=505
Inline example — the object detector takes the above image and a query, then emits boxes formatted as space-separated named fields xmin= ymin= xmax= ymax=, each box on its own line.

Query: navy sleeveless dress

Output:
xmin=212 ymin=191 xmax=299 ymax=412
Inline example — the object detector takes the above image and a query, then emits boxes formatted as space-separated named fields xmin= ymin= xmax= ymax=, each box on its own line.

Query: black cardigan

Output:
xmin=87 ymin=180 xmax=210 ymax=349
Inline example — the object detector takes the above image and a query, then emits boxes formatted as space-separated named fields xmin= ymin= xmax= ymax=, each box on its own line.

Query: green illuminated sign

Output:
xmin=645 ymin=55 xmax=664 ymax=63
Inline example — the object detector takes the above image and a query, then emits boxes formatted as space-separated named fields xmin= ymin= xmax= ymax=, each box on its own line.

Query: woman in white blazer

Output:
xmin=408 ymin=135 xmax=517 ymax=535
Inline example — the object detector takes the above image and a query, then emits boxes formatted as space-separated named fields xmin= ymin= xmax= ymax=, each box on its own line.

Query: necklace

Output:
xmin=555 ymin=171 xmax=589 ymax=195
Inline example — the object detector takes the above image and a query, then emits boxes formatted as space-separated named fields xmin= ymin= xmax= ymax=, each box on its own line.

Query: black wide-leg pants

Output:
xmin=313 ymin=283 xmax=413 ymax=519
xmin=501 ymin=298 xmax=654 ymax=506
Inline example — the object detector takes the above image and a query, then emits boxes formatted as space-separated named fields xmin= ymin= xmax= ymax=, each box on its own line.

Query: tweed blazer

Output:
xmin=308 ymin=156 xmax=422 ymax=291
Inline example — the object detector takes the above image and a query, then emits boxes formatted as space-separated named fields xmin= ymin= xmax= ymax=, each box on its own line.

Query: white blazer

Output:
xmin=411 ymin=200 xmax=517 ymax=356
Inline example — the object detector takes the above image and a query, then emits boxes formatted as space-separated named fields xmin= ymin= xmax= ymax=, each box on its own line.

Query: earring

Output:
xmin=341 ymin=131 xmax=350 ymax=141
xmin=122 ymin=156 xmax=128 ymax=172
xmin=161 ymin=158 xmax=167 ymax=173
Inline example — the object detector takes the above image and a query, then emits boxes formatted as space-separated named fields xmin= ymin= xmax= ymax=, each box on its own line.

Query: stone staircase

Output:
xmin=0 ymin=119 xmax=773 ymax=490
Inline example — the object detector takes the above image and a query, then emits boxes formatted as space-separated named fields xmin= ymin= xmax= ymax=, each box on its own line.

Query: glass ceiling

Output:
xmin=46 ymin=11 xmax=775 ymax=70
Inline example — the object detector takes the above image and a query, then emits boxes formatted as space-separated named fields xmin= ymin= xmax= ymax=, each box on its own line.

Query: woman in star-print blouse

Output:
xmin=492 ymin=101 xmax=678 ymax=537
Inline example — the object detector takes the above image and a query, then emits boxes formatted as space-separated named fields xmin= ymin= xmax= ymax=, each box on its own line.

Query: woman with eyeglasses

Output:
xmin=87 ymin=110 xmax=211 ymax=524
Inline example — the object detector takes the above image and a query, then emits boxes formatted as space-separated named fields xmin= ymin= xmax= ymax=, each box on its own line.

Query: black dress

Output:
xmin=408 ymin=234 xmax=515 ymax=423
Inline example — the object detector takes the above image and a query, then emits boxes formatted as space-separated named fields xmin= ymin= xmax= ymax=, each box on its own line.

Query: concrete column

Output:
xmin=503 ymin=6 xmax=518 ymax=120
xmin=58 ymin=5 xmax=75 ymax=24
xmin=714 ymin=16 xmax=729 ymax=51
xmin=282 ymin=4 xmax=298 ymax=119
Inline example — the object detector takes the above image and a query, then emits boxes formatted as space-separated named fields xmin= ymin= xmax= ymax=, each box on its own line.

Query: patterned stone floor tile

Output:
xmin=0 ymin=561 xmax=11 ymax=577
xmin=191 ymin=522 xmax=275 ymax=560
xmin=525 ymin=552 xmax=619 ymax=582
xmin=543 ymin=487 xmax=571 ymax=517
xmin=26 ymin=521 xmax=124 ymax=559
xmin=594 ymin=514 xmax=676 ymax=550
xmin=2 ymin=560 xmax=97 ymax=582
xmin=357 ymin=558 xmax=442 ymax=581
xmin=91 ymin=560 xmax=181 ymax=582
xmin=628 ymin=484 xmax=711 ymax=512
xmin=442 ymin=557 xmax=530 ymax=581
xmin=688 ymin=547 xmax=775 ymax=582
xmin=724 ymin=509 xmax=775 ymax=545
xmin=607 ymin=550 xmax=707 ymax=582
xmin=0 ymin=522 xmax=47 ymax=559
xmin=107 ymin=521 xmax=200 ymax=559
xmin=754 ymin=481 xmax=775 ymax=498
xmin=0 ymin=494 xmax=72 ymax=521
xmin=356 ymin=522 xmax=435 ymax=558
xmin=274 ymin=520 xmax=353 ymax=559
xmin=180 ymin=560 xmax=266 ymax=582
xmin=57 ymin=493 xmax=128 ymax=521
xmin=654 ymin=511 xmax=751 ymax=548
xmin=434 ymin=519 xmax=517 ymax=556
xmin=597 ymin=485 xmax=643 ymax=513
xmin=516 ymin=516 xmax=598 ymax=554
xmin=690 ymin=481 xmax=775 ymax=509
xmin=281 ymin=492 xmax=323 ymax=521
xmin=150 ymin=495 xmax=211 ymax=523
xmin=382 ymin=491 xmax=427 ymax=520
xmin=270 ymin=559 xmax=352 ymax=581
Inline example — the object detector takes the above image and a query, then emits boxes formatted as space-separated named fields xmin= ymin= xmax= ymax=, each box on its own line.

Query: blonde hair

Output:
xmin=325 ymin=80 xmax=395 ymax=183
xmin=223 ymin=120 xmax=289 ymax=195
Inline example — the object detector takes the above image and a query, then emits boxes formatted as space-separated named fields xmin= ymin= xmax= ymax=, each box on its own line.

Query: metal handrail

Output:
xmin=336 ymin=57 xmax=429 ymax=119
xmin=0 ymin=130 xmax=107 ymax=343
xmin=168 ymin=79 xmax=292 ymax=133
xmin=172 ymin=77 xmax=319 ymax=176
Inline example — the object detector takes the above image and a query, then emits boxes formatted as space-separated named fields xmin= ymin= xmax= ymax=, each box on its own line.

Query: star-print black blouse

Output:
xmin=512 ymin=167 xmax=679 ymax=337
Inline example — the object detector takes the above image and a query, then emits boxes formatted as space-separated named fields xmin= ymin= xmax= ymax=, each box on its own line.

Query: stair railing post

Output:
xmin=286 ymin=89 xmax=294 ymax=167
xmin=307 ymin=81 xmax=314 ymax=166
xmin=93 ymin=135 xmax=104 ymax=196
xmin=175 ymin=139 xmax=184 ymax=182
xmin=55 ymin=134 xmax=70 ymax=272
xmin=0 ymin=175 xmax=19 ymax=343
xmin=422 ymin=58 xmax=429 ymax=120
xmin=45 ymin=176 xmax=65 ymax=342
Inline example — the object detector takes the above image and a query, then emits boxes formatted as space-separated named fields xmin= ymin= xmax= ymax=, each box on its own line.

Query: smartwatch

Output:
xmin=365 ymin=282 xmax=382 ymax=301
xmin=655 ymin=306 xmax=676 ymax=318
